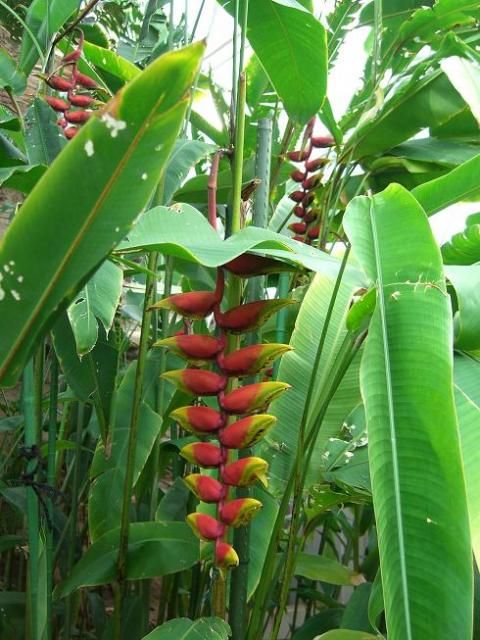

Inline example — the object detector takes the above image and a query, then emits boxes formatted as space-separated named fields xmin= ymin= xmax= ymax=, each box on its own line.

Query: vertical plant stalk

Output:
xmin=273 ymin=274 xmax=290 ymax=379
xmin=115 ymin=251 xmax=159 ymax=627
xmin=46 ymin=353 xmax=59 ymax=640
xmin=231 ymin=73 xmax=247 ymax=235
xmin=229 ymin=114 xmax=273 ymax=640
xmin=208 ymin=151 xmax=223 ymax=230
xmin=23 ymin=359 xmax=39 ymax=640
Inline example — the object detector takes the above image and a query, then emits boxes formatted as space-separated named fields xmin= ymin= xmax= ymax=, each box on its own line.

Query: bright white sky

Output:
xmin=171 ymin=0 xmax=476 ymax=245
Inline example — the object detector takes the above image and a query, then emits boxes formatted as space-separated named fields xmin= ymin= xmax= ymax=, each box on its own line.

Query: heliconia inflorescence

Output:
xmin=42 ymin=30 xmax=102 ymax=139
xmin=158 ymin=263 xmax=292 ymax=574
xmin=286 ymin=118 xmax=335 ymax=245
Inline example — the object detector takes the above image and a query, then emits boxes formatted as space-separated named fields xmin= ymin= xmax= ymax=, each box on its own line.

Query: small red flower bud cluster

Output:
xmin=43 ymin=31 xmax=100 ymax=140
xmin=287 ymin=120 xmax=335 ymax=244
xmin=155 ymin=265 xmax=291 ymax=572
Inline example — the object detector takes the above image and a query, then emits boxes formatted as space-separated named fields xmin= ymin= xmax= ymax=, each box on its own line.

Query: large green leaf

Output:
xmin=445 ymin=265 xmax=480 ymax=350
xmin=142 ymin=618 xmax=231 ymax=640
xmin=54 ymin=521 xmax=199 ymax=599
xmin=82 ymin=41 xmax=140 ymax=84
xmin=0 ymin=48 xmax=26 ymax=95
xmin=315 ymin=632 xmax=378 ymax=640
xmin=67 ymin=260 xmax=123 ymax=357
xmin=442 ymin=223 xmax=480 ymax=264
xmin=260 ymin=272 xmax=364 ymax=497
xmin=24 ymin=98 xmax=66 ymax=165
xmin=412 ymin=153 xmax=480 ymax=215
xmin=164 ymin=139 xmax=214 ymax=204
xmin=441 ymin=55 xmax=480 ymax=125
xmin=294 ymin=552 xmax=362 ymax=586
xmin=0 ymin=42 xmax=205 ymax=386
xmin=453 ymin=353 xmax=480 ymax=565
xmin=347 ymin=71 xmax=467 ymax=158
xmin=19 ymin=0 xmax=78 ymax=75
xmin=219 ymin=0 xmax=327 ymax=123
xmin=88 ymin=356 xmax=165 ymax=540
xmin=119 ymin=203 xmax=348 ymax=278
xmin=343 ymin=184 xmax=472 ymax=640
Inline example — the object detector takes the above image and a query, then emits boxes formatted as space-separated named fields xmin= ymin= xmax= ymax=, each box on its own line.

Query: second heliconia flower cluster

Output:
xmin=287 ymin=118 xmax=335 ymax=244
xmin=153 ymin=264 xmax=292 ymax=572
xmin=43 ymin=30 xmax=101 ymax=139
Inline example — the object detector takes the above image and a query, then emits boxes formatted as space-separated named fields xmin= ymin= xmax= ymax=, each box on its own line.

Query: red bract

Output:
xmin=303 ymin=192 xmax=315 ymax=207
xmin=303 ymin=209 xmax=318 ymax=223
xmin=170 ymin=406 xmax=224 ymax=434
xmin=302 ymin=174 xmax=322 ymax=190
xmin=215 ymin=299 xmax=294 ymax=334
xmin=187 ymin=513 xmax=224 ymax=541
xmin=291 ymin=169 xmax=306 ymax=182
xmin=76 ymin=72 xmax=99 ymax=89
xmin=289 ymin=190 xmax=305 ymax=203
xmin=293 ymin=206 xmax=305 ymax=218
xmin=65 ymin=110 xmax=91 ymax=124
xmin=305 ymin=157 xmax=328 ymax=172
xmin=219 ymin=343 xmax=291 ymax=377
xmin=220 ymin=498 xmax=262 ymax=526
xmin=68 ymin=93 xmax=95 ymax=108
xmin=45 ymin=96 xmax=70 ymax=112
xmin=184 ymin=474 xmax=224 ymax=502
xmin=155 ymin=334 xmax=224 ymax=361
xmin=180 ymin=442 xmax=223 ymax=468
xmin=289 ymin=222 xmax=307 ymax=235
xmin=64 ymin=127 xmax=78 ymax=139
xmin=46 ymin=75 xmax=75 ymax=91
xmin=221 ymin=457 xmax=269 ymax=487
xmin=311 ymin=135 xmax=335 ymax=148
xmin=223 ymin=254 xmax=286 ymax=277
xmin=220 ymin=381 xmax=290 ymax=414
xmin=287 ymin=148 xmax=311 ymax=162
xmin=152 ymin=291 xmax=219 ymax=319
xmin=307 ymin=224 xmax=320 ymax=239
xmin=162 ymin=369 xmax=227 ymax=396
xmin=219 ymin=414 xmax=277 ymax=449
xmin=64 ymin=49 xmax=82 ymax=63
xmin=216 ymin=542 xmax=239 ymax=570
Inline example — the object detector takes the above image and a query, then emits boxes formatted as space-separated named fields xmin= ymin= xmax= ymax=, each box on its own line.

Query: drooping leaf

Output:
xmin=218 ymin=0 xmax=327 ymax=123
xmin=118 ymin=203 xmax=348 ymax=279
xmin=412 ymin=153 xmax=480 ymax=215
xmin=314 ymin=632 xmax=378 ymax=640
xmin=343 ymin=184 xmax=472 ymax=639
xmin=453 ymin=353 xmax=480 ymax=565
xmin=294 ymin=552 xmax=363 ymax=586
xmin=141 ymin=617 xmax=231 ymax=640
xmin=54 ymin=522 xmax=199 ymax=599
xmin=441 ymin=223 xmax=480 ymax=264
xmin=19 ymin=0 xmax=78 ymax=75
xmin=399 ymin=0 xmax=480 ymax=43
xmin=445 ymin=265 xmax=480 ymax=350
xmin=0 ymin=165 xmax=47 ymax=193
xmin=164 ymin=139 xmax=214 ymax=204
xmin=0 ymin=41 xmax=205 ymax=386
xmin=441 ymin=55 xmax=480 ymax=126
xmin=0 ymin=48 xmax=26 ymax=95
xmin=67 ymin=260 xmax=123 ymax=357
xmin=24 ymin=98 xmax=66 ymax=165
xmin=82 ymin=41 xmax=140 ymax=84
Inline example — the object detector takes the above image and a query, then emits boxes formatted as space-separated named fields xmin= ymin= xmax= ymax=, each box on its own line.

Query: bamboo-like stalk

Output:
xmin=46 ymin=352 xmax=59 ymax=640
xmin=114 ymin=251 xmax=159 ymax=631
xmin=23 ymin=358 xmax=39 ymax=640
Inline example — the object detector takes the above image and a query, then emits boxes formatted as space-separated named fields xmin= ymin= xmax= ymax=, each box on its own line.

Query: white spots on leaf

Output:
xmin=4 ymin=265 xmax=10 ymax=272
xmin=17 ymin=275 xmax=23 ymax=283
xmin=84 ymin=140 xmax=94 ymax=157
xmin=391 ymin=290 xmax=401 ymax=301
xmin=101 ymin=113 xmax=127 ymax=138
xmin=11 ymin=289 xmax=20 ymax=301
xmin=9 ymin=260 xmax=14 ymax=266
xmin=322 ymin=451 xmax=330 ymax=459
xmin=0 ymin=286 xmax=4 ymax=301
xmin=115 ymin=226 xmax=120 ymax=232
xmin=426 ymin=517 xmax=437 ymax=525
xmin=141 ymin=173 xmax=148 ymax=180
xmin=345 ymin=451 xmax=354 ymax=459
xmin=154 ymin=143 xmax=164 ymax=152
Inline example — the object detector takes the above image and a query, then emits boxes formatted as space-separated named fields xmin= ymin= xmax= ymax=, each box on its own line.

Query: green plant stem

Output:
xmin=115 ymin=250 xmax=159 ymax=630
xmin=168 ymin=0 xmax=175 ymax=50
xmin=230 ymin=72 xmax=247 ymax=235
xmin=63 ymin=402 xmax=84 ymax=639
xmin=23 ymin=359 xmax=39 ymax=640
xmin=46 ymin=352 xmax=59 ymax=640
xmin=273 ymin=273 xmax=290 ymax=379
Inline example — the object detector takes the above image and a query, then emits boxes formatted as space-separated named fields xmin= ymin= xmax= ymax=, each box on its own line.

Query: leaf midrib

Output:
xmin=368 ymin=199 xmax=412 ymax=639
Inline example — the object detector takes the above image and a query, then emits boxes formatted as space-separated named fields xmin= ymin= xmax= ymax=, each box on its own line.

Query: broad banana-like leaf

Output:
xmin=442 ymin=222 xmax=480 ymax=264
xmin=344 ymin=184 xmax=472 ymax=640
xmin=142 ymin=618 xmax=231 ymax=640
xmin=445 ymin=265 xmax=480 ymax=350
xmin=454 ymin=353 xmax=480 ymax=565
xmin=0 ymin=41 xmax=205 ymax=386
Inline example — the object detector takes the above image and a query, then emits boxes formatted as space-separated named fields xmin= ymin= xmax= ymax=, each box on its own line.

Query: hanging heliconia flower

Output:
xmin=43 ymin=30 xmax=103 ymax=139
xmin=155 ymin=261 xmax=292 ymax=574
xmin=286 ymin=118 xmax=335 ymax=245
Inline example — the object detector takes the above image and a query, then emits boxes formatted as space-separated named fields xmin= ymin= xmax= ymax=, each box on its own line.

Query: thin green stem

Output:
xmin=115 ymin=250 xmax=159 ymax=628
xmin=230 ymin=72 xmax=247 ymax=236
xmin=168 ymin=0 xmax=175 ymax=50
xmin=46 ymin=352 xmax=59 ymax=640
xmin=23 ymin=359 xmax=39 ymax=640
